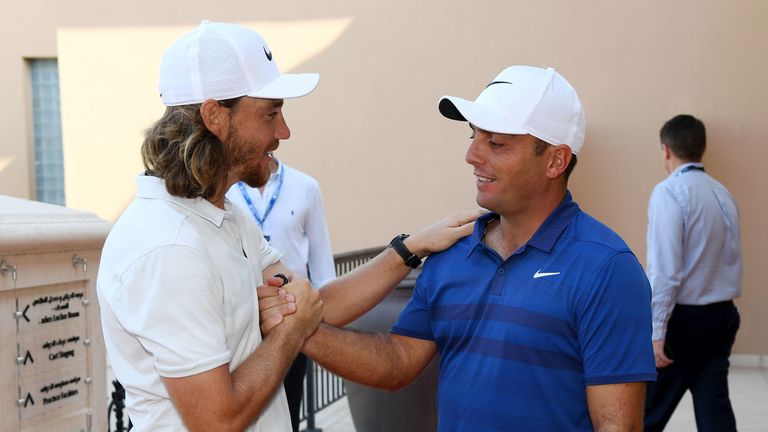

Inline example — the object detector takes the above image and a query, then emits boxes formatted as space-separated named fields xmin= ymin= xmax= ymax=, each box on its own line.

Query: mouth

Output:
xmin=264 ymin=142 xmax=279 ymax=160
xmin=475 ymin=174 xmax=496 ymax=184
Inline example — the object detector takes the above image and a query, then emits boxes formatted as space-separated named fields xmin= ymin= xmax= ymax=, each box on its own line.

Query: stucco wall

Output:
xmin=1 ymin=0 xmax=765 ymax=353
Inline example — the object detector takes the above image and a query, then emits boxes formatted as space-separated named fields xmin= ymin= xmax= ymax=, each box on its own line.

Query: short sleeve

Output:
xmin=233 ymin=206 xmax=281 ymax=273
xmin=391 ymin=264 xmax=434 ymax=341
xmin=577 ymin=252 xmax=657 ymax=385
xmin=109 ymin=246 xmax=231 ymax=378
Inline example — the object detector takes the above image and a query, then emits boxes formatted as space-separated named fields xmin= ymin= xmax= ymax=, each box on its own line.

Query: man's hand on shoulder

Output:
xmin=406 ymin=209 xmax=486 ymax=258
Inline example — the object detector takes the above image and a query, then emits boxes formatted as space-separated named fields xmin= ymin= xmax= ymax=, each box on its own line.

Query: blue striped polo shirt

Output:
xmin=391 ymin=192 xmax=656 ymax=431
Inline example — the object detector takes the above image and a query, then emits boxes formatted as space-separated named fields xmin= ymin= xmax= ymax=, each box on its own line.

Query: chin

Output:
xmin=243 ymin=176 xmax=268 ymax=188
xmin=475 ymin=197 xmax=503 ymax=215
xmin=240 ymin=164 xmax=270 ymax=188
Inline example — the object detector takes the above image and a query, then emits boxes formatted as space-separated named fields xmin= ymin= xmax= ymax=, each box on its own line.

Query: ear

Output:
xmin=546 ymin=145 xmax=572 ymax=180
xmin=199 ymin=99 xmax=230 ymax=140
xmin=661 ymin=143 xmax=671 ymax=161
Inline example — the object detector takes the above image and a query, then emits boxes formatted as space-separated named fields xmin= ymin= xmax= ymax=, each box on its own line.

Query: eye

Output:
xmin=468 ymin=125 xmax=476 ymax=139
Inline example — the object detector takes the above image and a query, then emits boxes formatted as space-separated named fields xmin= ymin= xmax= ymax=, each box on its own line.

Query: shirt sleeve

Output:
xmin=577 ymin=252 xmax=656 ymax=385
xmin=110 ymin=245 xmax=231 ymax=378
xmin=391 ymin=262 xmax=434 ymax=341
xmin=646 ymin=183 xmax=685 ymax=340
xmin=305 ymin=182 xmax=336 ymax=287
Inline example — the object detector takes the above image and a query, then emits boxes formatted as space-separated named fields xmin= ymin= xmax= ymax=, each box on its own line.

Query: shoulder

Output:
xmin=566 ymin=211 xmax=633 ymax=256
xmin=102 ymin=199 xmax=215 ymax=276
xmin=283 ymin=165 xmax=320 ymax=188
xmin=421 ymin=235 xmax=477 ymax=275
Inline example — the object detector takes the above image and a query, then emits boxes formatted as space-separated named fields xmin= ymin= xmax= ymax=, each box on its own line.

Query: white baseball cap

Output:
xmin=438 ymin=66 xmax=586 ymax=155
xmin=159 ymin=21 xmax=319 ymax=106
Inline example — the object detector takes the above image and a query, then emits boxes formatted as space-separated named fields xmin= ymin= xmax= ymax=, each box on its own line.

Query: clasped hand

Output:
xmin=257 ymin=276 xmax=323 ymax=340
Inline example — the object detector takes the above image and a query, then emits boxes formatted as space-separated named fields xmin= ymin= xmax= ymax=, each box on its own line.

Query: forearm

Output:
xmin=165 ymin=320 xmax=307 ymax=431
xmin=319 ymin=246 xmax=412 ymax=326
xmin=650 ymin=280 xmax=679 ymax=340
xmin=319 ymin=210 xmax=481 ymax=325
xmin=229 ymin=326 xmax=304 ymax=423
xmin=196 ymin=325 xmax=304 ymax=431
xmin=303 ymin=324 xmax=423 ymax=391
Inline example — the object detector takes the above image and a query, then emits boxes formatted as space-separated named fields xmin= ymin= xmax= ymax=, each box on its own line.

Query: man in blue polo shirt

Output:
xmin=277 ymin=65 xmax=656 ymax=431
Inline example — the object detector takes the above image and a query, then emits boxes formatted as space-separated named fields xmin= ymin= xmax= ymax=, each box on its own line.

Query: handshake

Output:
xmin=256 ymin=273 xmax=324 ymax=343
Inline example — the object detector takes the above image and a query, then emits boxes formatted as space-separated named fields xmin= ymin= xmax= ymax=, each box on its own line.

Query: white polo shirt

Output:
xmin=97 ymin=175 xmax=290 ymax=432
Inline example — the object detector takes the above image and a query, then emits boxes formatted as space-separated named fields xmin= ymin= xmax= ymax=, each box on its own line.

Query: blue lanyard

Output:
xmin=237 ymin=163 xmax=284 ymax=229
xmin=676 ymin=164 xmax=705 ymax=176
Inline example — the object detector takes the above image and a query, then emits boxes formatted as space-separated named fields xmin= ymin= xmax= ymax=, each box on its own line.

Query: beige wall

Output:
xmin=1 ymin=0 xmax=766 ymax=353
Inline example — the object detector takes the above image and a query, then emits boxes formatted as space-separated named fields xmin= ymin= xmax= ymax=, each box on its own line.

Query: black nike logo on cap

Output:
xmin=264 ymin=46 xmax=273 ymax=61
xmin=486 ymin=80 xmax=513 ymax=88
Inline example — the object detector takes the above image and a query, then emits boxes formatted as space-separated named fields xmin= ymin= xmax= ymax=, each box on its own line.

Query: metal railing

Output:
xmin=108 ymin=246 xmax=386 ymax=432
xmin=299 ymin=246 xmax=385 ymax=431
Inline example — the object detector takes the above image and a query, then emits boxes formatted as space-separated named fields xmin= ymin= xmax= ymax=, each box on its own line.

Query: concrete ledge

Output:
xmin=0 ymin=195 xmax=111 ymax=254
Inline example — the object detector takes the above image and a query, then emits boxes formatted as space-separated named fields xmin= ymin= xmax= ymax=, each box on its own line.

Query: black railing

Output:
xmin=299 ymin=246 xmax=385 ymax=431
xmin=108 ymin=246 xmax=386 ymax=432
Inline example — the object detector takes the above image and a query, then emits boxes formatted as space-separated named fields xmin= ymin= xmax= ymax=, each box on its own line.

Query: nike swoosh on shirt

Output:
xmin=533 ymin=269 xmax=561 ymax=279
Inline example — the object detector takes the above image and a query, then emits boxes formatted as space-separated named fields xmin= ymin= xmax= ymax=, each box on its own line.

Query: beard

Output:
xmin=225 ymin=124 xmax=274 ymax=188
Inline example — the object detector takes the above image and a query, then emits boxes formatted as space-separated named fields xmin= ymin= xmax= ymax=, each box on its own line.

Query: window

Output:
xmin=30 ymin=59 xmax=65 ymax=205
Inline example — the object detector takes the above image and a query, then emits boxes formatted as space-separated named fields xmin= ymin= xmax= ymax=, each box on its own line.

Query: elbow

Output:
xmin=383 ymin=380 xmax=411 ymax=392
xmin=379 ymin=367 xmax=417 ymax=392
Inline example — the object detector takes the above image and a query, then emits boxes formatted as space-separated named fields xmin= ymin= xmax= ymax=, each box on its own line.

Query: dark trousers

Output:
xmin=645 ymin=300 xmax=740 ymax=432
xmin=284 ymin=353 xmax=308 ymax=432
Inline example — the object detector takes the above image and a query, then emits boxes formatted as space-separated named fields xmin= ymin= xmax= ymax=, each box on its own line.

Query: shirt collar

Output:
xmin=467 ymin=191 xmax=580 ymax=257
xmin=135 ymin=175 xmax=227 ymax=227
xmin=670 ymin=162 xmax=704 ymax=177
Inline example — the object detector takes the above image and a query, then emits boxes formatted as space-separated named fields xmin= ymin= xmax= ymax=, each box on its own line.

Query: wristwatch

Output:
xmin=389 ymin=234 xmax=422 ymax=269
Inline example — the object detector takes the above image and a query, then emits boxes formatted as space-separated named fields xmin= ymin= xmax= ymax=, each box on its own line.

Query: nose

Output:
xmin=275 ymin=113 xmax=291 ymax=140
xmin=465 ymin=137 xmax=483 ymax=166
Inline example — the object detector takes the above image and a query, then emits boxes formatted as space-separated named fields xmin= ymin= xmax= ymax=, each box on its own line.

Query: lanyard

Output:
xmin=676 ymin=164 xmax=705 ymax=176
xmin=237 ymin=163 xmax=284 ymax=229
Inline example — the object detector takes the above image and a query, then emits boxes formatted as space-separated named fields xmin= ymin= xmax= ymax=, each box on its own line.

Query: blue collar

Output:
xmin=672 ymin=162 xmax=705 ymax=177
xmin=467 ymin=191 xmax=580 ymax=257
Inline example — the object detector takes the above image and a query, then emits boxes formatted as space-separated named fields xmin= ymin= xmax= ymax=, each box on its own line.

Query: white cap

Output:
xmin=159 ymin=21 xmax=319 ymax=106
xmin=438 ymin=66 xmax=586 ymax=155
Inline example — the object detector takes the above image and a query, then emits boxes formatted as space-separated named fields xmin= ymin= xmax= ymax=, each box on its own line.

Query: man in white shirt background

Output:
xmin=644 ymin=114 xmax=742 ymax=431
xmin=227 ymin=154 xmax=336 ymax=432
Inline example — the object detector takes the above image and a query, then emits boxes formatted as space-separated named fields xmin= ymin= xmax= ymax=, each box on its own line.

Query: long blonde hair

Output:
xmin=141 ymin=103 xmax=229 ymax=200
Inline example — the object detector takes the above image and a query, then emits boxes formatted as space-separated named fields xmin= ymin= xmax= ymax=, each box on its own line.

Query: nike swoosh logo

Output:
xmin=264 ymin=46 xmax=273 ymax=61
xmin=533 ymin=269 xmax=560 ymax=279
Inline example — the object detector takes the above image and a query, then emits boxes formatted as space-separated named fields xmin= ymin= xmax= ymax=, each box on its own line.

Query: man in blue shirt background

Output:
xmin=644 ymin=114 xmax=742 ymax=431
xmin=277 ymin=65 xmax=656 ymax=431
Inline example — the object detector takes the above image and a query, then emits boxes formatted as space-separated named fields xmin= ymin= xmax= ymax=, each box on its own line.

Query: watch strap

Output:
xmin=389 ymin=234 xmax=422 ymax=269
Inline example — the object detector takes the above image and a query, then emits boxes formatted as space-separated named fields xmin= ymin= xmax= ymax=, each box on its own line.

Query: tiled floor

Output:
xmin=306 ymin=366 xmax=768 ymax=432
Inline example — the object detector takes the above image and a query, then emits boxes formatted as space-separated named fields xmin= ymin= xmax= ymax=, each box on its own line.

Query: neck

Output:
xmin=666 ymin=157 xmax=697 ymax=174
xmin=486 ymin=189 xmax=566 ymax=260
xmin=210 ymin=177 xmax=236 ymax=209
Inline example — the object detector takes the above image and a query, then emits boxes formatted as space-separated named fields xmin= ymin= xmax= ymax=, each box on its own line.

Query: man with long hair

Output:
xmin=97 ymin=21 xmax=479 ymax=431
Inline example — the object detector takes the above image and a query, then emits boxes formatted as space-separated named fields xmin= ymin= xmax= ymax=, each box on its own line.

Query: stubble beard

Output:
xmin=225 ymin=124 xmax=273 ymax=188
